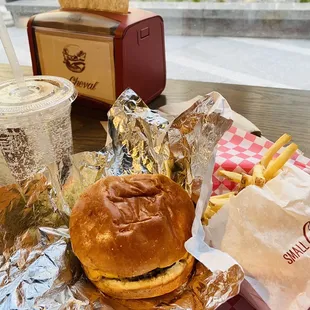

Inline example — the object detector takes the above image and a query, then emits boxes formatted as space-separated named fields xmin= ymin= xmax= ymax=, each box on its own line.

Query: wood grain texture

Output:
xmin=1 ymin=64 xmax=309 ymax=156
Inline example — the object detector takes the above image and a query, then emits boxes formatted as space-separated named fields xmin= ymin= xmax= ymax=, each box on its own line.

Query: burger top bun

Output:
xmin=70 ymin=174 xmax=195 ymax=279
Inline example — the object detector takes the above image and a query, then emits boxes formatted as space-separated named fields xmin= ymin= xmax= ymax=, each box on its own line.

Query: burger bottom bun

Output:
xmin=108 ymin=283 xmax=204 ymax=310
xmin=86 ymin=254 xmax=195 ymax=300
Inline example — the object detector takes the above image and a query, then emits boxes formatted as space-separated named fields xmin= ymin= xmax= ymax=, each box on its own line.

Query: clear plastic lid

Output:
xmin=0 ymin=76 xmax=77 ymax=116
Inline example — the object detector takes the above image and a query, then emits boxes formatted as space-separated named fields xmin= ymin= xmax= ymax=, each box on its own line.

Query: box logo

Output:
xmin=283 ymin=221 xmax=310 ymax=264
xmin=63 ymin=44 xmax=86 ymax=73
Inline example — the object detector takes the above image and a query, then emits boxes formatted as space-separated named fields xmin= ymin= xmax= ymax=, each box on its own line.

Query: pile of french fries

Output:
xmin=202 ymin=134 xmax=298 ymax=225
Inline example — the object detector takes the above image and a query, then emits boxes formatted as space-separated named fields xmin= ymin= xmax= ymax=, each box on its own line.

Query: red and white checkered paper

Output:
xmin=219 ymin=295 xmax=255 ymax=310
xmin=213 ymin=126 xmax=310 ymax=310
xmin=213 ymin=126 xmax=310 ymax=195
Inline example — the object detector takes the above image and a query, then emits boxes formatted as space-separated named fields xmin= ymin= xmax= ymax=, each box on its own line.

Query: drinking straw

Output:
xmin=0 ymin=13 xmax=28 ymax=95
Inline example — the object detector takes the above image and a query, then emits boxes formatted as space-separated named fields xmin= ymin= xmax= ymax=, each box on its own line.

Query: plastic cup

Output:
xmin=0 ymin=76 xmax=77 ymax=183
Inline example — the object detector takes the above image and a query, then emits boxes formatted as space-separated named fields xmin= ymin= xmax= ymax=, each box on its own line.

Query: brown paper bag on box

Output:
xmin=59 ymin=0 xmax=129 ymax=14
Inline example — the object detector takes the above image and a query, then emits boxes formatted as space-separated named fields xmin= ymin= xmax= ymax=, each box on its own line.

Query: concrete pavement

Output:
xmin=0 ymin=3 xmax=13 ymax=26
xmin=165 ymin=36 xmax=310 ymax=90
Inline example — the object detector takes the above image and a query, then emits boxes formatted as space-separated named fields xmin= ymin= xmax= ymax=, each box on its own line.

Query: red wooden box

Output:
xmin=27 ymin=8 xmax=166 ymax=110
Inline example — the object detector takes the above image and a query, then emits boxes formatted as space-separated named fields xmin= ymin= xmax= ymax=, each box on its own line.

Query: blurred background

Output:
xmin=1 ymin=0 xmax=310 ymax=90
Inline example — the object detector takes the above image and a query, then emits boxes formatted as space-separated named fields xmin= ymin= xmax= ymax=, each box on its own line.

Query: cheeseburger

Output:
xmin=70 ymin=174 xmax=195 ymax=299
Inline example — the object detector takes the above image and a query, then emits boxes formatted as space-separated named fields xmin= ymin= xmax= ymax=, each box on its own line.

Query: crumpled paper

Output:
xmin=0 ymin=89 xmax=244 ymax=309
xmin=207 ymin=164 xmax=310 ymax=310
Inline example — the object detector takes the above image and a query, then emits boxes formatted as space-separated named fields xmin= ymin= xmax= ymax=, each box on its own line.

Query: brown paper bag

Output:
xmin=59 ymin=0 xmax=129 ymax=14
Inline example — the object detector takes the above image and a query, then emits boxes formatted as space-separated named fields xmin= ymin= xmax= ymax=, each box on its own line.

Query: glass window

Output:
xmin=2 ymin=0 xmax=310 ymax=90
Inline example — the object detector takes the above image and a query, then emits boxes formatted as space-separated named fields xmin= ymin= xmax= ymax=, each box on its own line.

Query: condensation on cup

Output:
xmin=0 ymin=76 xmax=77 ymax=184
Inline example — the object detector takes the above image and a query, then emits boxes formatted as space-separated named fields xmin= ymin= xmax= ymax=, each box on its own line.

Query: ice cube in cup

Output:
xmin=0 ymin=76 xmax=77 ymax=183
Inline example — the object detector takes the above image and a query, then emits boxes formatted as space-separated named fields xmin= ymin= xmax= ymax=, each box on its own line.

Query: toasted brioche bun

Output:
xmin=70 ymin=174 xmax=195 ymax=299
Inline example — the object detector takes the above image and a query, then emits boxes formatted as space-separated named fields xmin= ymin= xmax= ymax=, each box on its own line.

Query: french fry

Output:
xmin=264 ymin=143 xmax=298 ymax=180
xmin=238 ymin=173 xmax=253 ymax=192
xmin=202 ymin=206 xmax=216 ymax=225
xmin=260 ymin=133 xmax=291 ymax=167
xmin=202 ymin=217 xmax=208 ymax=226
xmin=267 ymin=159 xmax=282 ymax=178
xmin=210 ymin=192 xmax=236 ymax=200
xmin=202 ymin=133 xmax=298 ymax=227
xmin=209 ymin=198 xmax=230 ymax=211
xmin=210 ymin=204 xmax=224 ymax=212
xmin=204 ymin=206 xmax=216 ymax=218
xmin=218 ymin=170 xmax=242 ymax=183
xmin=267 ymin=159 xmax=275 ymax=169
xmin=252 ymin=164 xmax=266 ymax=187
xmin=202 ymin=193 xmax=235 ymax=225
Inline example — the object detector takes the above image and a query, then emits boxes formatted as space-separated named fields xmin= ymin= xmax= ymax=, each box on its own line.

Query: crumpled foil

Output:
xmin=0 ymin=89 xmax=243 ymax=309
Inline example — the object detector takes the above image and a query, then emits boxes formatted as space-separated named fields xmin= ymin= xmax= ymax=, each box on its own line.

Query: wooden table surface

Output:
xmin=1 ymin=64 xmax=310 ymax=156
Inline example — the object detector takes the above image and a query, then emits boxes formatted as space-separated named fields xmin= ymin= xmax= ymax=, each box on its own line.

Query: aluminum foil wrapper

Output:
xmin=0 ymin=89 xmax=243 ymax=309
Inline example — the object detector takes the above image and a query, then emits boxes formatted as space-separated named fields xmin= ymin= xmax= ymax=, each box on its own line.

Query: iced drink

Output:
xmin=0 ymin=76 xmax=77 ymax=183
